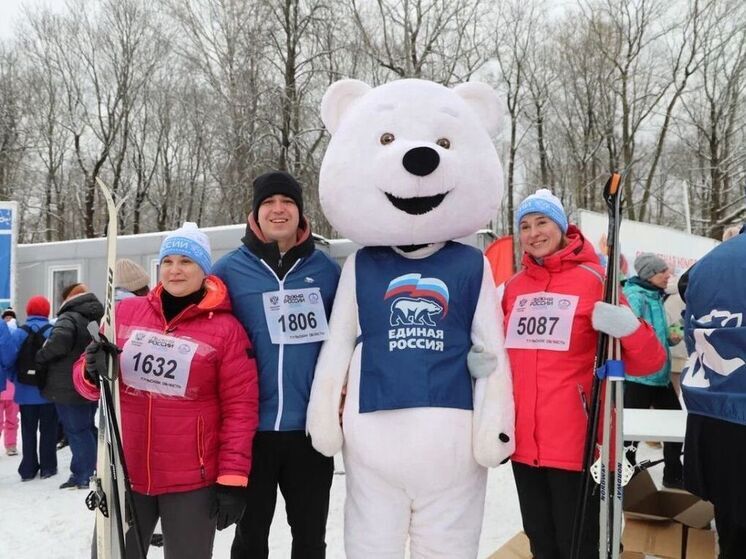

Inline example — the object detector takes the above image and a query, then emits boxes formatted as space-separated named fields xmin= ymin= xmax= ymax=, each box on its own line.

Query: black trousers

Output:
xmin=18 ymin=403 xmax=58 ymax=479
xmin=91 ymin=486 xmax=216 ymax=559
xmin=715 ymin=506 xmax=746 ymax=559
xmin=231 ymin=431 xmax=334 ymax=559
xmin=624 ymin=381 xmax=683 ymax=481
xmin=512 ymin=461 xmax=599 ymax=559
xmin=684 ymin=414 xmax=746 ymax=557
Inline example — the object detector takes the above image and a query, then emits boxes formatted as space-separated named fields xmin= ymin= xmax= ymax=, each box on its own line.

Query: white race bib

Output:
xmin=262 ymin=287 xmax=329 ymax=345
xmin=120 ymin=330 xmax=198 ymax=396
xmin=505 ymin=291 xmax=579 ymax=351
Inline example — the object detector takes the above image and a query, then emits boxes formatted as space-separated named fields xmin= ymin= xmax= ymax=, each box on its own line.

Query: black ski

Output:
xmin=571 ymin=173 xmax=625 ymax=559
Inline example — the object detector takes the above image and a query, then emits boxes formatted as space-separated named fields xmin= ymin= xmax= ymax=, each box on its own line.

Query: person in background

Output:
xmin=2 ymin=296 xmax=58 ymax=479
xmin=622 ymin=253 xmax=685 ymax=489
xmin=114 ymin=258 xmax=151 ymax=302
xmin=0 ymin=317 xmax=19 ymax=456
xmin=679 ymin=228 xmax=746 ymax=558
xmin=501 ymin=189 xmax=665 ymax=558
xmin=36 ymin=283 xmax=103 ymax=489
xmin=3 ymin=307 xmax=18 ymax=330
xmin=76 ymin=222 xmax=259 ymax=559
xmin=213 ymin=171 xmax=340 ymax=559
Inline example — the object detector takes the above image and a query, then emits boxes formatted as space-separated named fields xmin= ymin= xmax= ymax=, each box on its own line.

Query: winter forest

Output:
xmin=0 ymin=0 xmax=745 ymax=243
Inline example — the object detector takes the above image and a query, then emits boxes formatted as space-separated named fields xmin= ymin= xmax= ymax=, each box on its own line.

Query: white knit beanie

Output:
xmin=159 ymin=222 xmax=212 ymax=275
xmin=515 ymin=188 xmax=569 ymax=233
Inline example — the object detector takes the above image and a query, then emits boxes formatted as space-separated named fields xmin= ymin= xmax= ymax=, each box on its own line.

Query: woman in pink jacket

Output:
xmin=501 ymin=190 xmax=665 ymax=559
xmin=75 ymin=222 xmax=259 ymax=559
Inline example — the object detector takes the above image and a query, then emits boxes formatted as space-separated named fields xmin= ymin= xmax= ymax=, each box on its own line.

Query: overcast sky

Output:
xmin=0 ymin=0 xmax=66 ymax=39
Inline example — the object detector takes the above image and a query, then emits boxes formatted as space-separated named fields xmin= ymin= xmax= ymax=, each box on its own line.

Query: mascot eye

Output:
xmin=380 ymin=132 xmax=395 ymax=145
xmin=436 ymin=138 xmax=451 ymax=149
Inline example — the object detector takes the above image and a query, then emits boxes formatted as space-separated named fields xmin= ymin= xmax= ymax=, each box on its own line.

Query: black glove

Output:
xmin=210 ymin=484 xmax=247 ymax=531
xmin=84 ymin=334 xmax=121 ymax=386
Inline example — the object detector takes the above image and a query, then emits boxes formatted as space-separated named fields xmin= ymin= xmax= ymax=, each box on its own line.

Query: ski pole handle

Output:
xmin=86 ymin=321 xmax=121 ymax=382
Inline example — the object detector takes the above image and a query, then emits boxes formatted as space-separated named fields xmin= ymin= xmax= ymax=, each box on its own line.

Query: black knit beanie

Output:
xmin=252 ymin=171 xmax=304 ymax=221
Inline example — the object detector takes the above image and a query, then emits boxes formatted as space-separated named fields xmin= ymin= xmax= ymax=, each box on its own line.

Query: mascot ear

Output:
xmin=321 ymin=79 xmax=372 ymax=135
xmin=453 ymin=82 xmax=503 ymax=138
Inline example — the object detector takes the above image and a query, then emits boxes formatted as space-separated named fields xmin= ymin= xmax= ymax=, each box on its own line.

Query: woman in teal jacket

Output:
xmin=622 ymin=253 xmax=684 ymax=488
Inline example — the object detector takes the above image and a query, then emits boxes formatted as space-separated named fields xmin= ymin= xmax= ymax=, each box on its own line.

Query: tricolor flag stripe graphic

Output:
xmin=384 ymin=274 xmax=450 ymax=317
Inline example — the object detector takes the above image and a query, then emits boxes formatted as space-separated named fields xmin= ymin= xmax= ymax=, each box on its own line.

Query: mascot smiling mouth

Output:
xmin=385 ymin=191 xmax=449 ymax=215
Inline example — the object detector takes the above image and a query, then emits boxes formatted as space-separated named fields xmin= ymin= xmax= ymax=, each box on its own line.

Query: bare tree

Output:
xmin=168 ymin=0 xmax=269 ymax=222
xmin=678 ymin=1 xmax=746 ymax=239
xmin=349 ymin=0 xmax=490 ymax=84
xmin=0 ymin=46 xmax=25 ymax=202
xmin=492 ymin=0 xmax=541 ymax=235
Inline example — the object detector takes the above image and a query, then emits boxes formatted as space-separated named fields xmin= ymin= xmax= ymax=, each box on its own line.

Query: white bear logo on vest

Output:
xmin=307 ymin=78 xmax=516 ymax=559
xmin=387 ymin=273 xmax=447 ymax=351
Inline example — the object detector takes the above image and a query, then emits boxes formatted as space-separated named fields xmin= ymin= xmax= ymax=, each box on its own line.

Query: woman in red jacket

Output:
xmin=502 ymin=190 xmax=665 ymax=559
xmin=75 ymin=222 xmax=259 ymax=559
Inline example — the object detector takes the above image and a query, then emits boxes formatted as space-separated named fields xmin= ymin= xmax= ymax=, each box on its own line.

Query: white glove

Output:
xmin=592 ymin=302 xmax=640 ymax=338
xmin=467 ymin=344 xmax=497 ymax=379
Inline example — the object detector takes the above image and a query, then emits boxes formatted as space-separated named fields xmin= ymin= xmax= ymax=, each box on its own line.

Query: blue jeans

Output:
xmin=56 ymin=402 xmax=97 ymax=485
xmin=18 ymin=404 xmax=58 ymax=479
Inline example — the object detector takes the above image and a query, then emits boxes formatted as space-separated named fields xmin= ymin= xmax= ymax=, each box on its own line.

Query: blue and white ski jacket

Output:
xmin=682 ymin=232 xmax=746 ymax=426
xmin=213 ymin=246 xmax=340 ymax=431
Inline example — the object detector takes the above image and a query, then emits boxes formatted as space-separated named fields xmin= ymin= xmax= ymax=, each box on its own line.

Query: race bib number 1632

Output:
xmin=120 ymin=330 xmax=198 ymax=396
xmin=504 ymin=292 xmax=579 ymax=351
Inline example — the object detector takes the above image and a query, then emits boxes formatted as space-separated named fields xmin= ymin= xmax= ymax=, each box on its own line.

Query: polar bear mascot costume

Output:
xmin=307 ymin=78 xmax=515 ymax=558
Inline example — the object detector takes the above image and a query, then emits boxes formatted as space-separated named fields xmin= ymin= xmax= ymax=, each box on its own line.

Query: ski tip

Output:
xmin=605 ymin=173 xmax=621 ymax=196
xmin=94 ymin=176 xmax=110 ymax=192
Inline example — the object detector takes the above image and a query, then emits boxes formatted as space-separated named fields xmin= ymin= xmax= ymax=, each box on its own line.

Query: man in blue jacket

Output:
xmin=214 ymin=171 xmax=340 ymax=559
xmin=681 ymin=231 xmax=746 ymax=558
xmin=1 ymin=296 xmax=58 ymax=481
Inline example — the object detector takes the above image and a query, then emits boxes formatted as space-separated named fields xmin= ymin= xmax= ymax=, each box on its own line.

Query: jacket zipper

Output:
xmin=163 ymin=304 xmax=195 ymax=334
xmin=260 ymin=258 xmax=302 ymax=431
xmin=197 ymin=415 xmax=206 ymax=480
xmin=146 ymin=393 xmax=153 ymax=494
xmin=578 ymin=384 xmax=589 ymax=418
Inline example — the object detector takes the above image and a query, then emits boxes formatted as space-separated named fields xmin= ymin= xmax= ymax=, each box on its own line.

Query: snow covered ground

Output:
xmin=0 ymin=440 xmax=527 ymax=558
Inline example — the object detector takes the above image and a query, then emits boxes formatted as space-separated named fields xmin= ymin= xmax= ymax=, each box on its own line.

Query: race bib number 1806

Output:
xmin=263 ymin=287 xmax=329 ymax=345
xmin=504 ymin=291 xmax=579 ymax=351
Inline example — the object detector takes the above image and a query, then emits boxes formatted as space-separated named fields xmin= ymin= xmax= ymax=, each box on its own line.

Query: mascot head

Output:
xmin=319 ymin=78 xmax=504 ymax=246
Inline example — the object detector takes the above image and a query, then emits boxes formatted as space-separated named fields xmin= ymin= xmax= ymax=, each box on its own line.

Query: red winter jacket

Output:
xmin=74 ymin=276 xmax=259 ymax=495
xmin=502 ymin=226 xmax=665 ymax=471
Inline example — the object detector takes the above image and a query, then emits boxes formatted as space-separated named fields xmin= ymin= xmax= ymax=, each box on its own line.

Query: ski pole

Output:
xmin=88 ymin=323 xmax=148 ymax=559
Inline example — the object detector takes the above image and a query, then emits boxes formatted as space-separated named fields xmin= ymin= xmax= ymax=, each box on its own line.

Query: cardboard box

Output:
xmin=623 ymin=470 xmax=714 ymax=529
xmin=622 ymin=518 xmax=683 ymax=558
xmin=623 ymin=470 xmax=716 ymax=558
xmin=487 ymin=531 xmax=531 ymax=559
xmin=685 ymin=527 xmax=717 ymax=559
xmin=489 ymin=531 xmax=648 ymax=559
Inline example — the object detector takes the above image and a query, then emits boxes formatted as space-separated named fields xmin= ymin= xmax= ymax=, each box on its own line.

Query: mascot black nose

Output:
xmin=402 ymin=147 xmax=440 ymax=177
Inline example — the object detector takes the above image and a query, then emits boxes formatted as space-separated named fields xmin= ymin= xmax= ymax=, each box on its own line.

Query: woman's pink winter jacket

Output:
xmin=74 ymin=276 xmax=258 ymax=495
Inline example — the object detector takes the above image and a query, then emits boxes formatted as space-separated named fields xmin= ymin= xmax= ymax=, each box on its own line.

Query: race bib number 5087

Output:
xmin=504 ymin=292 xmax=579 ymax=351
